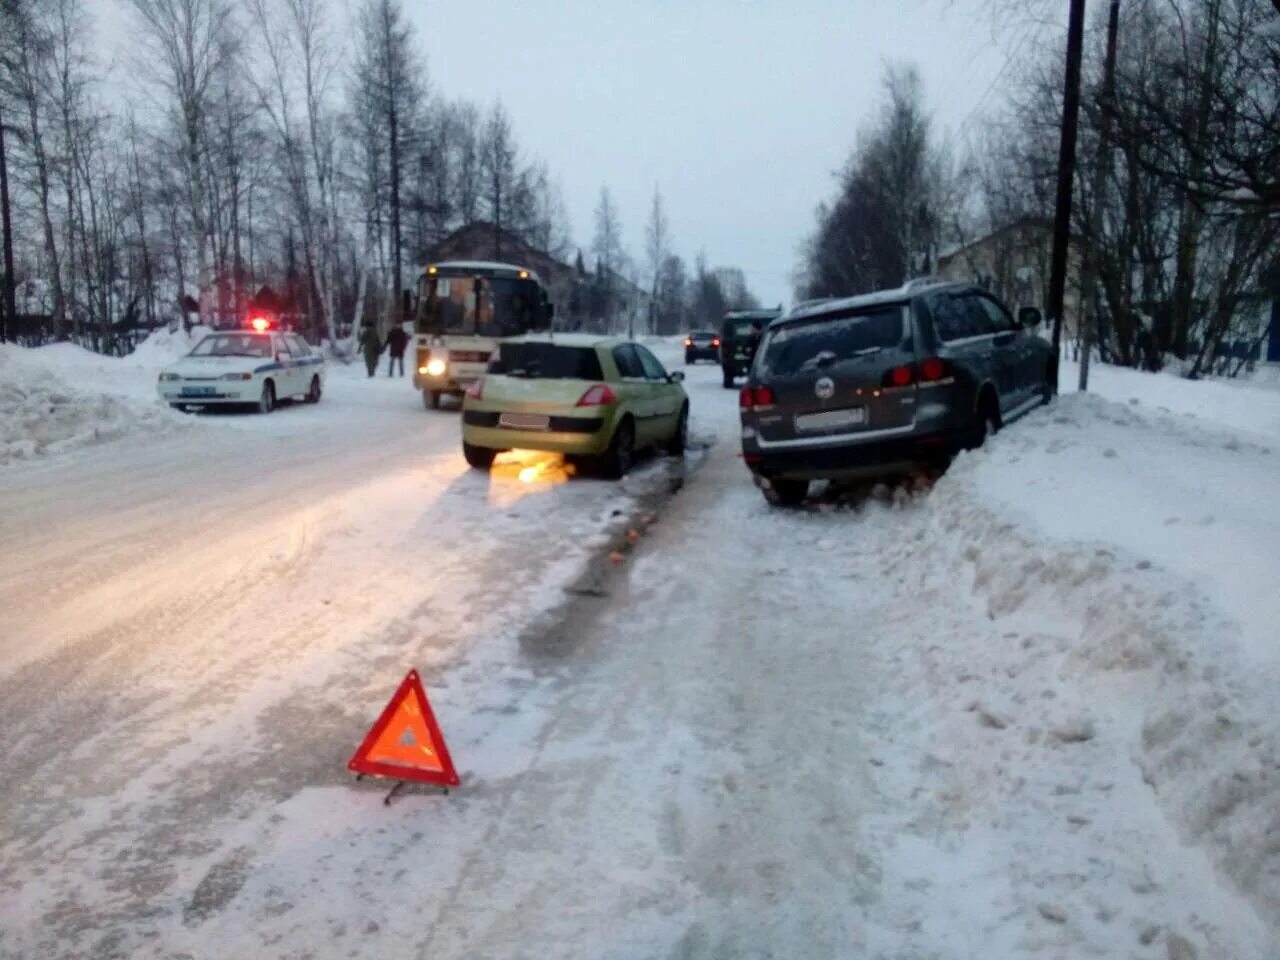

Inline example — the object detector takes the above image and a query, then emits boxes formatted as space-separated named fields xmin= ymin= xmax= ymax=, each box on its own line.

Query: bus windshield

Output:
xmin=417 ymin=274 xmax=539 ymax=338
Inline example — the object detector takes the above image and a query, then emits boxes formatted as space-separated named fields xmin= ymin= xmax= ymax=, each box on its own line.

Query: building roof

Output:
xmin=425 ymin=223 xmax=574 ymax=288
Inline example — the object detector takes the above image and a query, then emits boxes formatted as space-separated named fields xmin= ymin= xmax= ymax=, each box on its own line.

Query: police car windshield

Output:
xmin=190 ymin=333 xmax=273 ymax=358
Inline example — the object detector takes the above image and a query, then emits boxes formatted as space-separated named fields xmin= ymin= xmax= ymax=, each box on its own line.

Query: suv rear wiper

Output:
xmin=801 ymin=350 xmax=839 ymax=370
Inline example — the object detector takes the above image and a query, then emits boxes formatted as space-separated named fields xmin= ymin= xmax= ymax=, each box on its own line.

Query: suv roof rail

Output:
xmin=901 ymin=276 xmax=950 ymax=293
xmin=790 ymin=296 xmax=834 ymax=311
xmin=725 ymin=306 xmax=783 ymax=318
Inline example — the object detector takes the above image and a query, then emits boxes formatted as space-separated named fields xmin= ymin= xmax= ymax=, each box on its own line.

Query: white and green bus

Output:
xmin=413 ymin=260 xmax=555 ymax=410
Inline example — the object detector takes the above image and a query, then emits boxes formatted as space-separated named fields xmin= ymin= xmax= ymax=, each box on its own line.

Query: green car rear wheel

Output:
xmin=463 ymin=442 xmax=497 ymax=470
xmin=600 ymin=419 xmax=635 ymax=480
xmin=667 ymin=404 xmax=689 ymax=456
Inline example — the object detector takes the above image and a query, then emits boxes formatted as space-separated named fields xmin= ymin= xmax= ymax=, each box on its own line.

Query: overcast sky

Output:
xmin=409 ymin=0 xmax=1061 ymax=306
xmin=100 ymin=0 xmax=1060 ymax=307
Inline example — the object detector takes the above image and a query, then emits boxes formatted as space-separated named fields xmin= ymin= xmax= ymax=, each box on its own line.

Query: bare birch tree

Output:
xmin=644 ymin=185 xmax=670 ymax=336
xmin=127 ymin=0 xmax=236 ymax=323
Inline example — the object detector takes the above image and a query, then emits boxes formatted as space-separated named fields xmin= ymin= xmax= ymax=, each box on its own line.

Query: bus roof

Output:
xmin=423 ymin=260 xmax=543 ymax=283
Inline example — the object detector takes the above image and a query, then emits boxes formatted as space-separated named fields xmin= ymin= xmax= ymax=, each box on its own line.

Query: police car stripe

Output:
xmin=253 ymin=357 xmax=325 ymax=374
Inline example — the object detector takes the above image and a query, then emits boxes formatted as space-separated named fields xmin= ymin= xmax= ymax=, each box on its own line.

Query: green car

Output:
xmin=460 ymin=335 xmax=689 ymax=478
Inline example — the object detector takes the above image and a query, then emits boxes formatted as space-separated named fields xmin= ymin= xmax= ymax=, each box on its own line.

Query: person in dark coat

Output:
xmin=359 ymin=324 xmax=382 ymax=378
xmin=385 ymin=323 xmax=409 ymax=377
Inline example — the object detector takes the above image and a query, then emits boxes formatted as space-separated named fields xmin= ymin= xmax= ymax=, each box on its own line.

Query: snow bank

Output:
xmin=1062 ymin=358 xmax=1280 ymax=440
xmin=0 ymin=343 xmax=188 ymax=465
xmin=911 ymin=393 xmax=1280 ymax=930
xmin=129 ymin=324 xmax=213 ymax=367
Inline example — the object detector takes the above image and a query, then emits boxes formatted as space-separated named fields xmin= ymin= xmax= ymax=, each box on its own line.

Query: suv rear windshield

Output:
xmin=757 ymin=307 xmax=906 ymax=377
xmin=489 ymin=342 xmax=603 ymax=380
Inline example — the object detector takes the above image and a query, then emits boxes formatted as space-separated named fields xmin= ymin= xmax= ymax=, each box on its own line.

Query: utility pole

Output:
xmin=1079 ymin=0 xmax=1120 ymax=392
xmin=0 ymin=107 xmax=15 ymax=345
xmin=1047 ymin=0 xmax=1088 ymax=389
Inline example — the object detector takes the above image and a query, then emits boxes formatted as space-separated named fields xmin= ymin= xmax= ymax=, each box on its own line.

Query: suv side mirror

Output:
xmin=1018 ymin=307 xmax=1043 ymax=328
xmin=668 ymin=370 xmax=686 ymax=383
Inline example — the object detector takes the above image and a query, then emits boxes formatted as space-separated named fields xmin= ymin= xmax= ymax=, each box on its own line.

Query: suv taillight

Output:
xmin=739 ymin=385 xmax=775 ymax=410
xmin=883 ymin=364 xmax=915 ymax=388
xmin=918 ymin=357 xmax=949 ymax=382
xmin=576 ymin=383 xmax=617 ymax=407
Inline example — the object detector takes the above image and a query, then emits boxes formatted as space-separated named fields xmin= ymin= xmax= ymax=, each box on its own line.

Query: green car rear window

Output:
xmin=491 ymin=343 xmax=603 ymax=380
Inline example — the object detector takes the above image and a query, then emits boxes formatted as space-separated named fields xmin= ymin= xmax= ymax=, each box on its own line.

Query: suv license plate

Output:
xmin=181 ymin=386 xmax=215 ymax=396
xmin=499 ymin=412 xmax=550 ymax=430
xmin=795 ymin=407 xmax=867 ymax=432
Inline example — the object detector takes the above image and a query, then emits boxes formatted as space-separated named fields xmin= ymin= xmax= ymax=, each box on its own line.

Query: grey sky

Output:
xmin=410 ymin=1 xmax=1041 ymax=305
xmin=97 ymin=0 xmax=1052 ymax=307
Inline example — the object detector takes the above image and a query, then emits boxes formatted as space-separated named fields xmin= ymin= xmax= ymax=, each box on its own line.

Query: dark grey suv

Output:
xmin=739 ymin=279 xmax=1053 ymax=504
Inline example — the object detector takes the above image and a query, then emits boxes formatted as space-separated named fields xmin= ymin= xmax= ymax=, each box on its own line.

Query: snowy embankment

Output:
xmin=0 ymin=328 xmax=208 ymax=465
xmin=876 ymin=365 xmax=1279 ymax=949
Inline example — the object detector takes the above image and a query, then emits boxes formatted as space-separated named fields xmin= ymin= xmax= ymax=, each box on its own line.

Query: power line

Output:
xmin=946 ymin=0 xmax=1064 ymax=133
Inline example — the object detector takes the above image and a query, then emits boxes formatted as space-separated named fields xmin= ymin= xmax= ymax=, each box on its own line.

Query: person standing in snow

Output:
xmin=359 ymin=323 xmax=382 ymax=378
xmin=385 ymin=322 xmax=409 ymax=377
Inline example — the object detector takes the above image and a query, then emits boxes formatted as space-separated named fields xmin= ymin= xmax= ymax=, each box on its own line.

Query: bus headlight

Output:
xmin=424 ymin=357 xmax=447 ymax=378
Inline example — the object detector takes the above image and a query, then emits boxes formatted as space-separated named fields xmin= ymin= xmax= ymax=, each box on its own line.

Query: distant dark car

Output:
xmin=739 ymin=279 xmax=1054 ymax=505
xmin=720 ymin=309 xmax=781 ymax=388
xmin=684 ymin=331 xmax=720 ymax=364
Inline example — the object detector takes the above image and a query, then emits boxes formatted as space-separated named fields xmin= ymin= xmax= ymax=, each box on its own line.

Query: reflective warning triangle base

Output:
xmin=348 ymin=669 xmax=460 ymax=788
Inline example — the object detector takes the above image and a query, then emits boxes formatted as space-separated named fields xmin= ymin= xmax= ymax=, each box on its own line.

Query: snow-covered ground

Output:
xmin=0 ymin=338 xmax=1276 ymax=958
xmin=0 ymin=342 xmax=186 ymax=464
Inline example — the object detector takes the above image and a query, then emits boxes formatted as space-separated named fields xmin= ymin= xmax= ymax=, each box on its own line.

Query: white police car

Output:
xmin=158 ymin=323 xmax=325 ymax=413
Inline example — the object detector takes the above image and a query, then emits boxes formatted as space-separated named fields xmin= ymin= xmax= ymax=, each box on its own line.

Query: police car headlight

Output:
xmin=424 ymin=358 xmax=447 ymax=377
xmin=221 ymin=372 xmax=252 ymax=381
xmin=160 ymin=372 xmax=181 ymax=381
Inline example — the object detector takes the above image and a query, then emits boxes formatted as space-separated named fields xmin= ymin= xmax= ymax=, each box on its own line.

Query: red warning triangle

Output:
xmin=348 ymin=670 xmax=460 ymax=787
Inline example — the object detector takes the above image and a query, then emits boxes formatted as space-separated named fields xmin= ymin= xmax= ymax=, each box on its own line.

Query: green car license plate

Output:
xmin=499 ymin=412 xmax=550 ymax=430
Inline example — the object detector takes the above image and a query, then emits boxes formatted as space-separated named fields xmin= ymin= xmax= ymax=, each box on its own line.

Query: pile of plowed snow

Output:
xmin=129 ymin=323 xmax=214 ymax=367
xmin=0 ymin=342 xmax=189 ymax=465
xmin=898 ymin=385 xmax=1280 ymax=933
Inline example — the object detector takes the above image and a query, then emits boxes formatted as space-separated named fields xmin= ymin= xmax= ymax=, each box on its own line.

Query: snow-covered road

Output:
xmin=1 ymin=341 xmax=1277 ymax=959
xmin=0 ymin=354 xmax=691 ymax=959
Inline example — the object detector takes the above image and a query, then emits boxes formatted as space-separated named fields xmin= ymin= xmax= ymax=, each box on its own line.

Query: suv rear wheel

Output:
xmin=966 ymin=390 xmax=1001 ymax=450
xmin=763 ymin=477 xmax=808 ymax=506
